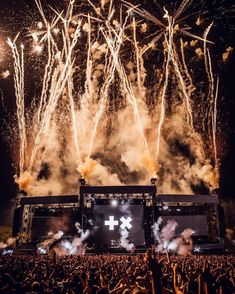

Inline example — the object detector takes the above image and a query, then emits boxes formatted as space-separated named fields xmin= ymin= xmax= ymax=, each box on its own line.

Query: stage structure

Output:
xmin=12 ymin=179 xmax=223 ymax=252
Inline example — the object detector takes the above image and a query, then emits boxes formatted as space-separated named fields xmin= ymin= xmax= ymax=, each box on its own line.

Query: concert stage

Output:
xmin=12 ymin=181 xmax=224 ymax=253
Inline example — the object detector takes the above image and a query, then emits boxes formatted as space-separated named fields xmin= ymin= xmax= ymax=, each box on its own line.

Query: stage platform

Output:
xmin=11 ymin=182 xmax=223 ymax=254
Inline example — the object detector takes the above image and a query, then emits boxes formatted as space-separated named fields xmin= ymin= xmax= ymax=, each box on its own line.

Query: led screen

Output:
xmin=86 ymin=204 xmax=145 ymax=247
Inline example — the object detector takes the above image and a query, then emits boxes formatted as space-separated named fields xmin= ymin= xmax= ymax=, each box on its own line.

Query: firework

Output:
xmin=5 ymin=0 xmax=228 ymax=195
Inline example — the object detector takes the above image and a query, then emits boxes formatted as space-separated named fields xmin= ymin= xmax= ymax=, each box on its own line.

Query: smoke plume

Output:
xmin=120 ymin=228 xmax=135 ymax=252
xmin=0 ymin=237 xmax=16 ymax=249
xmin=152 ymin=217 xmax=195 ymax=255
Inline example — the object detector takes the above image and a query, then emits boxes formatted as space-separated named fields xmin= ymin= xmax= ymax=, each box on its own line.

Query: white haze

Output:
xmin=152 ymin=217 xmax=195 ymax=255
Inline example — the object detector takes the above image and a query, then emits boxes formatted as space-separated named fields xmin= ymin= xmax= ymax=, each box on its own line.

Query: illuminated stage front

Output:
xmin=12 ymin=182 xmax=223 ymax=253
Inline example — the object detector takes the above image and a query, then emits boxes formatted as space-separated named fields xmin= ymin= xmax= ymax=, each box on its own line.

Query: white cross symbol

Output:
xmin=120 ymin=216 xmax=132 ymax=230
xmin=105 ymin=216 xmax=119 ymax=230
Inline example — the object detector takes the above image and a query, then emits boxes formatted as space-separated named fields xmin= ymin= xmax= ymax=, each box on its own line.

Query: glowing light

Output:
xmin=111 ymin=199 xmax=118 ymax=207
xmin=195 ymin=47 xmax=203 ymax=58
xmin=33 ymin=44 xmax=43 ymax=54
xmin=140 ymin=23 xmax=147 ymax=33
xmin=2 ymin=250 xmax=13 ymax=256
xmin=222 ymin=46 xmax=233 ymax=62
xmin=194 ymin=245 xmax=201 ymax=252
xmin=167 ymin=241 xmax=177 ymax=251
xmin=196 ymin=17 xmax=201 ymax=26
xmin=55 ymin=51 xmax=61 ymax=59
xmin=1 ymin=70 xmax=10 ymax=78
xmin=53 ymin=28 xmax=60 ymax=35
xmin=38 ymin=21 xmax=43 ymax=29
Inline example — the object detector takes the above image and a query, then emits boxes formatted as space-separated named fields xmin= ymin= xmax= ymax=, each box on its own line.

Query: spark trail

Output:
xmin=7 ymin=38 xmax=27 ymax=174
xmin=29 ymin=8 xmax=82 ymax=171
xmin=156 ymin=9 xmax=173 ymax=159
xmin=212 ymin=77 xmax=219 ymax=172
xmin=102 ymin=27 xmax=149 ymax=154
xmin=87 ymin=29 xmax=123 ymax=158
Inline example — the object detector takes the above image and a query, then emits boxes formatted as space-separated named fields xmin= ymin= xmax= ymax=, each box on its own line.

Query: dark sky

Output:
xmin=0 ymin=0 xmax=235 ymax=227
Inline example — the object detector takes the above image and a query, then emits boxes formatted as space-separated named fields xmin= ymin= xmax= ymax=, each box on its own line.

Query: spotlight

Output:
xmin=194 ymin=245 xmax=201 ymax=253
xmin=111 ymin=199 xmax=118 ymax=207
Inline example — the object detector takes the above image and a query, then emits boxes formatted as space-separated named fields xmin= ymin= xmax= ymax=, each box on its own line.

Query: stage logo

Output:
xmin=104 ymin=216 xmax=133 ymax=231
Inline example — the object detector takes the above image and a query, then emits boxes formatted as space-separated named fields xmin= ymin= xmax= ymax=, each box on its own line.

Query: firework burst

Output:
xmin=3 ymin=0 xmax=234 ymax=195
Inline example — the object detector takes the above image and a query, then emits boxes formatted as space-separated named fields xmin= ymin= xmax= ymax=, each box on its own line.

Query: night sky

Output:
xmin=0 ymin=0 xmax=235 ymax=227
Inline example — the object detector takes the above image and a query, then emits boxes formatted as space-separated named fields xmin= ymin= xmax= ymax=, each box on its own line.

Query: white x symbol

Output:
xmin=120 ymin=216 xmax=132 ymax=230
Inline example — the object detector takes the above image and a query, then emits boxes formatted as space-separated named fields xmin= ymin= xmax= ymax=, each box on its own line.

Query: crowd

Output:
xmin=0 ymin=251 xmax=234 ymax=294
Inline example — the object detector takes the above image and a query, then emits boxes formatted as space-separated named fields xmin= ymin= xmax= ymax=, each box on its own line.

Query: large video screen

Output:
xmin=31 ymin=210 xmax=81 ymax=240
xmin=86 ymin=204 xmax=145 ymax=248
xmin=161 ymin=215 xmax=208 ymax=236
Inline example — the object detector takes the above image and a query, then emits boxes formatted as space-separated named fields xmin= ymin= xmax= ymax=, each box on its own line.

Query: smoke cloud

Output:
xmin=9 ymin=0 xmax=220 ymax=196
xmin=54 ymin=222 xmax=89 ymax=256
xmin=39 ymin=230 xmax=64 ymax=248
xmin=152 ymin=217 xmax=195 ymax=255
xmin=0 ymin=237 xmax=16 ymax=249
xmin=120 ymin=228 xmax=135 ymax=252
